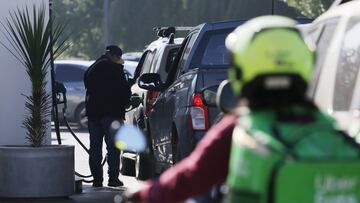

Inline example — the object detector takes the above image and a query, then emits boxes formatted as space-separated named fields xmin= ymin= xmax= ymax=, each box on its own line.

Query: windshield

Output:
xmin=191 ymin=28 xmax=233 ymax=69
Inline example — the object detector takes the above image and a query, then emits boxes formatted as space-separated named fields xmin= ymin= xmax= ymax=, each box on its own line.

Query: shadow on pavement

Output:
xmin=51 ymin=124 xmax=88 ymax=134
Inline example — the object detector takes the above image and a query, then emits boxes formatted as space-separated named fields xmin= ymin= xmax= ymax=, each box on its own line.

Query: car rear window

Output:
xmin=55 ymin=64 xmax=86 ymax=82
xmin=191 ymin=28 xmax=234 ymax=69
xmin=140 ymin=50 xmax=156 ymax=75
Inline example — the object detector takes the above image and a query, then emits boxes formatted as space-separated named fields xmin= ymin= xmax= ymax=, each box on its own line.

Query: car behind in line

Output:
xmin=304 ymin=1 xmax=360 ymax=142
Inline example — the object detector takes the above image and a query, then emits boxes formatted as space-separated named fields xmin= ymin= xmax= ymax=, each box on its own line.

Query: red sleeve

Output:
xmin=137 ymin=115 xmax=237 ymax=203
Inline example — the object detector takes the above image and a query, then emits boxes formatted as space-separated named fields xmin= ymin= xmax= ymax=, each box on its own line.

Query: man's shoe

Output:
xmin=92 ymin=181 xmax=103 ymax=187
xmin=108 ymin=178 xmax=124 ymax=187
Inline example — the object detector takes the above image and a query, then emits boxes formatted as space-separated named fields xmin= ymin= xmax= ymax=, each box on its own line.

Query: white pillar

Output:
xmin=0 ymin=0 xmax=51 ymax=145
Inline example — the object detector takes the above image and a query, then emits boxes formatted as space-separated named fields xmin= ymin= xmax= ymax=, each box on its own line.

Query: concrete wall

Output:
xmin=0 ymin=0 xmax=51 ymax=145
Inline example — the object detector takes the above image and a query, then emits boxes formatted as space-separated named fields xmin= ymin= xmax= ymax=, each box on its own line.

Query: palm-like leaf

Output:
xmin=1 ymin=4 xmax=68 ymax=147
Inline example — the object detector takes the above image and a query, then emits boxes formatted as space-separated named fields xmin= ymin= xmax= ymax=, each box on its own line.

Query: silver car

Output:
xmin=303 ymin=1 xmax=360 ymax=141
xmin=122 ymin=52 xmax=142 ymax=62
xmin=54 ymin=60 xmax=92 ymax=129
xmin=54 ymin=60 xmax=137 ymax=129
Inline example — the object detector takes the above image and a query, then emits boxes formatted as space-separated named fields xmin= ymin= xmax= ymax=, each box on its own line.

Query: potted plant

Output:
xmin=0 ymin=4 xmax=74 ymax=198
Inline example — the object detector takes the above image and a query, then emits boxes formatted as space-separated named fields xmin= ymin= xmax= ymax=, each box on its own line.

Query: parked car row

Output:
xmin=123 ymin=21 xmax=246 ymax=179
xmin=142 ymin=21 xmax=248 ymax=174
xmin=126 ymin=1 xmax=360 ymax=181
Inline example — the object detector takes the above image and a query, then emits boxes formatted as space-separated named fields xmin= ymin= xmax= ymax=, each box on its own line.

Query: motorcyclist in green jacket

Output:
xmin=224 ymin=16 xmax=360 ymax=203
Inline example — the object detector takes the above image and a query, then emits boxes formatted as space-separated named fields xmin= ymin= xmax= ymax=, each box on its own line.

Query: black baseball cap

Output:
xmin=106 ymin=45 xmax=123 ymax=57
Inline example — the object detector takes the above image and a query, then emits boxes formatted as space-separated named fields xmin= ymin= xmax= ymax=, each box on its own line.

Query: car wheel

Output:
xmin=135 ymin=151 xmax=155 ymax=180
xmin=120 ymin=152 xmax=136 ymax=177
xmin=75 ymin=104 xmax=88 ymax=129
xmin=134 ymin=118 xmax=155 ymax=180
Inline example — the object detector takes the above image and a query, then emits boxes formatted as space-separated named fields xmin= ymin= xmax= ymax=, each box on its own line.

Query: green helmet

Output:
xmin=226 ymin=15 xmax=315 ymax=97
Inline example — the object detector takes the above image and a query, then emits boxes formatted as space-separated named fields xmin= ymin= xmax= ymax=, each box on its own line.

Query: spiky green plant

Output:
xmin=1 ymin=5 xmax=68 ymax=147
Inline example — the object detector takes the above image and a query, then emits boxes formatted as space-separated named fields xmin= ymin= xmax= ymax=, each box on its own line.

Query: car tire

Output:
xmin=135 ymin=151 xmax=155 ymax=180
xmin=134 ymin=118 xmax=155 ymax=180
xmin=75 ymin=103 xmax=88 ymax=129
xmin=120 ymin=152 xmax=136 ymax=177
xmin=171 ymin=127 xmax=181 ymax=164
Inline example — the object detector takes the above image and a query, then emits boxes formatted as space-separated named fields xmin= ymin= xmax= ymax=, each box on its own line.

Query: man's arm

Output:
xmin=120 ymin=66 xmax=132 ymax=107
xmin=136 ymin=114 xmax=237 ymax=203
xmin=84 ymin=60 xmax=98 ymax=89
xmin=111 ymin=63 xmax=132 ymax=106
xmin=83 ymin=67 xmax=89 ymax=89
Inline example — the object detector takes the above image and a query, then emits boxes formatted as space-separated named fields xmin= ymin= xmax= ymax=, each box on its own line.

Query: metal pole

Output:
xmin=48 ymin=0 xmax=62 ymax=144
xmin=104 ymin=0 xmax=109 ymax=48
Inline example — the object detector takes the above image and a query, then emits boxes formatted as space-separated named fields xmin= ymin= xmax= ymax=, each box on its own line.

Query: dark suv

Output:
xmin=139 ymin=20 xmax=245 ymax=173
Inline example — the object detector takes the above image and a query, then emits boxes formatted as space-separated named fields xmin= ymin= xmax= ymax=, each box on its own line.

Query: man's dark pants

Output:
xmin=88 ymin=116 xmax=122 ymax=182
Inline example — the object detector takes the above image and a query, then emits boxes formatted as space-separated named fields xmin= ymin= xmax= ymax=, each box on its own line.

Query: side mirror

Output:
xmin=138 ymin=73 xmax=163 ymax=91
xmin=200 ymin=85 xmax=219 ymax=107
xmin=217 ymin=80 xmax=238 ymax=113
xmin=115 ymin=124 xmax=147 ymax=152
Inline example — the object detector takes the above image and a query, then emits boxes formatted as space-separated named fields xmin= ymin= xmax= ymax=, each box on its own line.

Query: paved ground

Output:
xmin=51 ymin=124 xmax=137 ymax=187
xmin=0 ymin=186 xmax=125 ymax=203
xmin=0 ymin=124 xmax=138 ymax=203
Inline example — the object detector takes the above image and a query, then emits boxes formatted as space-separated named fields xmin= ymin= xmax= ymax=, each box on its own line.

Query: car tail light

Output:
xmin=145 ymin=90 xmax=160 ymax=116
xmin=190 ymin=93 xmax=209 ymax=131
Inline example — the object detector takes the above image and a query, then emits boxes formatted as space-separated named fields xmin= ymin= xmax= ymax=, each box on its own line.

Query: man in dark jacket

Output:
xmin=84 ymin=45 xmax=131 ymax=187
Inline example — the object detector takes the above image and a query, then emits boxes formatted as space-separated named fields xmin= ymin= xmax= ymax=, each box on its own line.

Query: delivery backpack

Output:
xmin=225 ymin=106 xmax=360 ymax=203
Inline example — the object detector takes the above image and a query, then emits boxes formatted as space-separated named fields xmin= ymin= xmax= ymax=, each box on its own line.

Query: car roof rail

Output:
xmin=174 ymin=27 xmax=194 ymax=31
xmin=153 ymin=26 xmax=194 ymax=38
xmin=168 ymin=33 xmax=175 ymax=44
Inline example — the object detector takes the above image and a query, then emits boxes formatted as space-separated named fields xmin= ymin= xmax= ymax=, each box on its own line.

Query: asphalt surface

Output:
xmin=0 ymin=124 xmax=138 ymax=203
xmin=0 ymin=186 xmax=126 ymax=203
